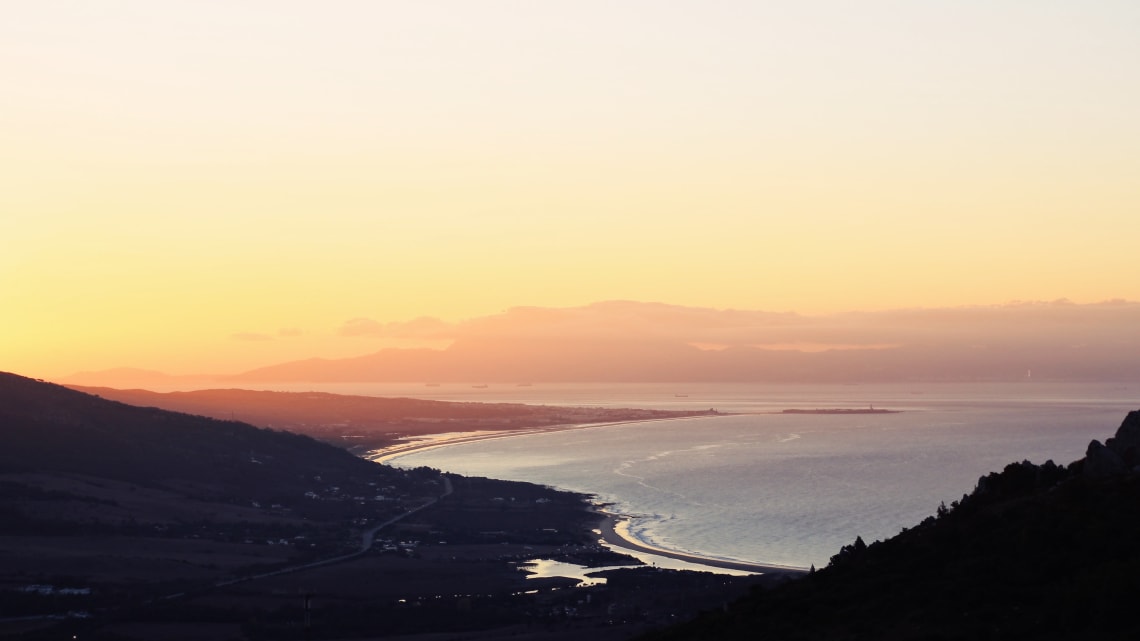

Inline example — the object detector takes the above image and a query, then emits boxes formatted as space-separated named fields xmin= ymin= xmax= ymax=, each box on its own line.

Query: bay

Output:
xmin=374 ymin=382 xmax=1139 ymax=569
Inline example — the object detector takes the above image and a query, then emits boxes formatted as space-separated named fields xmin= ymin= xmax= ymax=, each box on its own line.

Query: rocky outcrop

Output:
xmin=1105 ymin=410 xmax=1140 ymax=467
xmin=1084 ymin=439 xmax=1126 ymax=478
xmin=1083 ymin=410 xmax=1140 ymax=478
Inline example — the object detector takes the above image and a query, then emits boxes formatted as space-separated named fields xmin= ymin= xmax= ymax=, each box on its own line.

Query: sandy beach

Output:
xmin=596 ymin=512 xmax=807 ymax=576
xmin=366 ymin=415 xmax=717 ymax=464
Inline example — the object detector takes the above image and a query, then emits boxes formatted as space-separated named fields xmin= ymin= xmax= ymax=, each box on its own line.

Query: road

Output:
xmin=361 ymin=474 xmax=453 ymax=551
xmin=201 ymin=473 xmax=455 ymax=592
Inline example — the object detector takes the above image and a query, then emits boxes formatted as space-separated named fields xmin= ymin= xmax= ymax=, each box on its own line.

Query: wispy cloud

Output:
xmin=231 ymin=332 xmax=274 ymax=342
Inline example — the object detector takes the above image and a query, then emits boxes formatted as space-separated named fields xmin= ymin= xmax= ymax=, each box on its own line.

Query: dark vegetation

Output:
xmin=641 ymin=411 xmax=1140 ymax=641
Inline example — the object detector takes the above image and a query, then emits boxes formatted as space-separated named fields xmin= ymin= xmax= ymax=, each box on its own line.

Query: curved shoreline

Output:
xmin=596 ymin=512 xmax=808 ymax=576
xmin=368 ymin=414 xmax=808 ymax=576
xmin=366 ymin=415 xmax=716 ymax=464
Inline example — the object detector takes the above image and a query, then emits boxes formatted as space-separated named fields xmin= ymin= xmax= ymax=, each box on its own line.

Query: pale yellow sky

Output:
xmin=4 ymin=1 xmax=1140 ymax=378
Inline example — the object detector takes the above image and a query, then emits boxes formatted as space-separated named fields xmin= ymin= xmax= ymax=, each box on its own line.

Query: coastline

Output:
xmin=368 ymin=413 xmax=808 ymax=577
xmin=595 ymin=512 xmax=808 ymax=576
xmin=366 ymin=415 xmax=719 ymax=464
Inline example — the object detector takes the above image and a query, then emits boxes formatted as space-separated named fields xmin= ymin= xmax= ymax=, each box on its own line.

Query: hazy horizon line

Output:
xmin=49 ymin=298 xmax=1140 ymax=385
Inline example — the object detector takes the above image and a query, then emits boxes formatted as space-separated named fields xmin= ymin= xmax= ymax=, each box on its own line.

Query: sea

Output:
xmin=253 ymin=381 xmax=1139 ymax=570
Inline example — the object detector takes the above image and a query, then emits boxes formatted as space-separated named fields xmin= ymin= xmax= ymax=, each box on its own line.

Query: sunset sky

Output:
xmin=5 ymin=1 xmax=1140 ymax=379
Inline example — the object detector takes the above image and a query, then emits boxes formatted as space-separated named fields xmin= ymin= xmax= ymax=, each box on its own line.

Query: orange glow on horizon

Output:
xmin=4 ymin=3 xmax=1139 ymax=379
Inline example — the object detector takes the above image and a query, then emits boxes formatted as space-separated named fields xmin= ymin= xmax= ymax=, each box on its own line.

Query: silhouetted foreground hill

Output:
xmin=641 ymin=411 xmax=1140 ymax=641
xmin=0 ymin=373 xmax=402 ymax=496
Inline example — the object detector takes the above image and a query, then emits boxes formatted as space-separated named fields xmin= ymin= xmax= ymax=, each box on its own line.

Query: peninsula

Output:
xmin=67 ymin=385 xmax=721 ymax=453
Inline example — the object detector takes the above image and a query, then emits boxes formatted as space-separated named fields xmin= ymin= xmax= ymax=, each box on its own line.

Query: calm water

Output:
xmin=263 ymin=382 xmax=1139 ymax=569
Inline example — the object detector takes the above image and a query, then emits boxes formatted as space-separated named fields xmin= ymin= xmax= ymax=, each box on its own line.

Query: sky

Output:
xmin=4 ymin=1 xmax=1140 ymax=379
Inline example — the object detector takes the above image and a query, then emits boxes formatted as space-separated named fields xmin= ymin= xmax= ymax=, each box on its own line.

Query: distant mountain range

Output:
xmin=61 ymin=300 xmax=1140 ymax=385
xmin=65 ymin=337 xmax=1140 ymax=386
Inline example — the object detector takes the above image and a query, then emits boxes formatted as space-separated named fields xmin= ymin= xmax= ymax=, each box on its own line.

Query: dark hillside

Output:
xmin=642 ymin=411 xmax=1140 ymax=641
xmin=2 ymin=373 xmax=391 ymax=494
xmin=0 ymin=373 xmax=443 ymax=632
